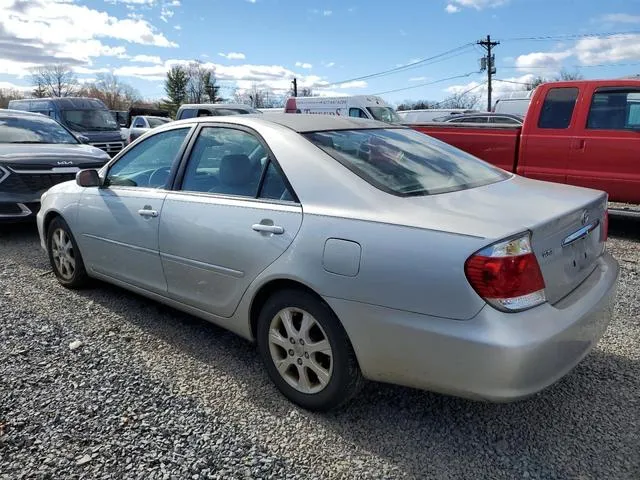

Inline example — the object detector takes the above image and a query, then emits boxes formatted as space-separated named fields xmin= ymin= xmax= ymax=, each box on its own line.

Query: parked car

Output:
xmin=128 ymin=115 xmax=172 ymax=143
xmin=397 ymin=109 xmax=478 ymax=123
xmin=0 ymin=109 xmax=109 ymax=221
xmin=37 ymin=114 xmax=618 ymax=411
xmin=434 ymin=113 xmax=524 ymax=125
xmin=176 ymin=104 xmax=261 ymax=120
xmin=8 ymin=98 xmax=126 ymax=157
xmin=285 ymin=95 xmax=401 ymax=123
xmin=411 ymin=79 xmax=640 ymax=207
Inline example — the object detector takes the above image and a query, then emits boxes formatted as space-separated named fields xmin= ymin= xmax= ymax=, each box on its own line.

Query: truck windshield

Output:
xmin=62 ymin=109 xmax=118 ymax=132
xmin=304 ymin=128 xmax=509 ymax=197
xmin=367 ymin=107 xmax=402 ymax=124
xmin=0 ymin=115 xmax=79 ymax=144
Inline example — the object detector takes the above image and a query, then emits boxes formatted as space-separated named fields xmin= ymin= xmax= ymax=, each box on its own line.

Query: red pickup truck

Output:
xmin=412 ymin=80 xmax=640 ymax=209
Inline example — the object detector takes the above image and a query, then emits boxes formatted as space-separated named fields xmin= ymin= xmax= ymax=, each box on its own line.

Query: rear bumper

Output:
xmin=325 ymin=252 xmax=619 ymax=401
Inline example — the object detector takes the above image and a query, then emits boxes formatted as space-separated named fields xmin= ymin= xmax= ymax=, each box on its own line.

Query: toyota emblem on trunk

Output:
xmin=581 ymin=210 xmax=589 ymax=225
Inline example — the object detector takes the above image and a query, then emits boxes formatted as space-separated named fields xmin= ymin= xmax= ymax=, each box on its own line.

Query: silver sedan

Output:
xmin=37 ymin=114 xmax=619 ymax=411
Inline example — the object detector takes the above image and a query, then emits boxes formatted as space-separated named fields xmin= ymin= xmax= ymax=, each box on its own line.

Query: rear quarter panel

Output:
xmin=411 ymin=124 xmax=521 ymax=172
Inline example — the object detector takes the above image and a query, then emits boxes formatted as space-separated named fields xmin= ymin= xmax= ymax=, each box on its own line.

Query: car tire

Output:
xmin=256 ymin=289 xmax=364 ymax=412
xmin=47 ymin=216 xmax=90 ymax=289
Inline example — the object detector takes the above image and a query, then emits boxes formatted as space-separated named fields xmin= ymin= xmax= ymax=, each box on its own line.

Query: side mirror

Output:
xmin=76 ymin=169 xmax=101 ymax=188
xmin=76 ymin=134 xmax=90 ymax=144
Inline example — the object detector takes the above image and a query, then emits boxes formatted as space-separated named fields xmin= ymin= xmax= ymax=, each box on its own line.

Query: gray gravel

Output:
xmin=1 ymin=218 xmax=639 ymax=480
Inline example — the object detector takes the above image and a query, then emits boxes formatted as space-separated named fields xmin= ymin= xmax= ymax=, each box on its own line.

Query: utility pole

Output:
xmin=477 ymin=34 xmax=499 ymax=111
xmin=292 ymin=77 xmax=298 ymax=97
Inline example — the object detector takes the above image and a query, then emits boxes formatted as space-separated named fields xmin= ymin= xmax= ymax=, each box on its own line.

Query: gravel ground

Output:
xmin=1 ymin=216 xmax=639 ymax=480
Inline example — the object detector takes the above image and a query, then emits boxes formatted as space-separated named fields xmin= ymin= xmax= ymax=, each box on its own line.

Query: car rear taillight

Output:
xmin=465 ymin=233 xmax=546 ymax=312
xmin=602 ymin=210 xmax=608 ymax=242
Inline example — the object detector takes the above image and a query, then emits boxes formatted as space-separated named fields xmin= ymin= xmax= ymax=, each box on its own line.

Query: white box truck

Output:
xmin=284 ymin=95 xmax=401 ymax=123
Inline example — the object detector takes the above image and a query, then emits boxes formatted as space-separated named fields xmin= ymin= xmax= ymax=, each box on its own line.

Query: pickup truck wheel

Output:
xmin=47 ymin=217 xmax=90 ymax=289
xmin=256 ymin=289 xmax=364 ymax=412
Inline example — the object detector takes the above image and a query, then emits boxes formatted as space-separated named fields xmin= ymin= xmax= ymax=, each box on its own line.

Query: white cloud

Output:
xmin=515 ymin=51 xmax=572 ymax=71
xmin=131 ymin=54 xmax=163 ymax=64
xmin=247 ymin=0 xmax=257 ymax=3
xmin=409 ymin=76 xmax=428 ymax=82
xmin=323 ymin=61 xmax=335 ymax=68
xmin=574 ymin=34 xmax=640 ymax=65
xmin=445 ymin=74 xmax=534 ymax=106
xmin=323 ymin=10 xmax=332 ymax=16
xmin=602 ymin=13 xmax=640 ymax=24
xmin=338 ymin=80 xmax=366 ymax=89
xmin=219 ymin=52 xmax=246 ymax=60
xmin=446 ymin=0 xmax=508 ymax=10
xmin=74 ymin=66 xmax=111 ymax=75
xmin=160 ymin=6 xmax=174 ymax=22
xmin=0 ymin=81 xmax=33 ymax=92
xmin=174 ymin=24 xmax=182 ymax=30
xmin=445 ymin=4 xmax=461 ymax=13
xmin=295 ymin=62 xmax=313 ymax=69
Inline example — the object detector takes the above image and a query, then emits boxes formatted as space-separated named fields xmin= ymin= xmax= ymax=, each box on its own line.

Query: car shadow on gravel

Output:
xmin=608 ymin=214 xmax=640 ymax=241
xmin=67 ymin=279 xmax=640 ymax=479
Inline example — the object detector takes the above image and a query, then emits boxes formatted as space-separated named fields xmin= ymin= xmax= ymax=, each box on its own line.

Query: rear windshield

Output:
xmin=367 ymin=106 xmax=401 ymax=124
xmin=303 ymin=128 xmax=509 ymax=196
xmin=0 ymin=115 xmax=79 ymax=144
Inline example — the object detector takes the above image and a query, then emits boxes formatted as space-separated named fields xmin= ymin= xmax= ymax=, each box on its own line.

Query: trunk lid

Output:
xmin=530 ymin=195 xmax=607 ymax=304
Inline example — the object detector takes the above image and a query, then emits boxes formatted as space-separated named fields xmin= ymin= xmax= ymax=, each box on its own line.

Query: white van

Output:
xmin=284 ymin=95 xmax=401 ymax=123
xmin=493 ymin=90 xmax=535 ymax=116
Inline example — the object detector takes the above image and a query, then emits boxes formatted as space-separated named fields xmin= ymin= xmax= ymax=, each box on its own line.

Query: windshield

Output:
xmin=147 ymin=117 xmax=171 ymax=128
xmin=367 ymin=107 xmax=402 ymax=124
xmin=304 ymin=128 xmax=509 ymax=196
xmin=62 ymin=109 xmax=118 ymax=131
xmin=0 ymin=115 xmax=79 ymax=144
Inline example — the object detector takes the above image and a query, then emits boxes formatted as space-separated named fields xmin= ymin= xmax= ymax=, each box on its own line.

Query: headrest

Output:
xmin=219 ymin=154 xmax=254 ymax=186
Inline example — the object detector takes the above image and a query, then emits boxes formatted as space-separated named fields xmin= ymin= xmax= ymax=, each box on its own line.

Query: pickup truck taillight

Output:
xmin=465 ymin=233 xmax=546 ymax=312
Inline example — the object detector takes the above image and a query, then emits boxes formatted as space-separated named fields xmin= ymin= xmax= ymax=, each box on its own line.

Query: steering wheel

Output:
xmin=148 ymin=167 xmax=171 ymax=188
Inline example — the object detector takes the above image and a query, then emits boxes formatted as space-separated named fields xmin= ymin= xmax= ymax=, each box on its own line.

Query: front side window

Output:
xmin=0 ymin=115 xmax=79 ymax=144
xmin=62 ymin=109 xmax=118 ymax=131
xmin=349 ymin=108 xmax=368 ymax=119
xmin=538 ymin=87 xmax=579 ymax=129
xmin=106 ymin=128 xmax=190 ymax=188
xmin=178 ymin=109 xmax=197 ymax=120
xmin=304 ymin=128 xmax=509 ymax=197
xmin=587 ymin=89 xmax=640 ymax=130
xmin=181 ymin=127 xmax=266 ymax=197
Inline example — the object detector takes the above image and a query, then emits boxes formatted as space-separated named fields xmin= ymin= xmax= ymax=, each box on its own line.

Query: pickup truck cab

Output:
xmin=412 ymin=80 xmax=640 ymax=205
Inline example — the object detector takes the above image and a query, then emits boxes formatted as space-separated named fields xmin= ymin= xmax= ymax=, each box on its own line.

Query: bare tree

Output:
xmin=526 ymin=75 xmax=548 ymax=91
xmin=185 ymin=61 xmax=220 ymax=104
xmin=79 ymin=73 xmax=140 ymax=110
xmin=30 ymin=64 xmax=78 ymax=97
xmin=555 ymin=69 xmax=583 ymax=81
xmin=0 ymin=89 xmax=25 ymax=108
xmin=439 ymin=91 xmax=480 ymax=109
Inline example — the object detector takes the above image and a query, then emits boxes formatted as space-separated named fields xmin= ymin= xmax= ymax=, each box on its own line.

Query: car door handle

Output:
xmin=252 ymin=224 xmax=284 ymax=234
xmin=138 ymin=209 xmax=159 ymax=218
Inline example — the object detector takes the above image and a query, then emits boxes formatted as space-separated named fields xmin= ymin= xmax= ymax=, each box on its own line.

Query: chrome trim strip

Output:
xmin=165 ymin=191 xmax=302 ymax=212
xmin=0 ymin=166 xmax=9 ymax=184
xmin=81 ymin=234 xmax=157 ymax=255
xmin=160 ymin=252 xmax=245 ymax=278
xmin=9 ymin=167 xmax=81 ymax=174
xmin=0 ymin=202 xmax=32 ymax=218
xmin=562 ymin=220 xmax=600 ymax=247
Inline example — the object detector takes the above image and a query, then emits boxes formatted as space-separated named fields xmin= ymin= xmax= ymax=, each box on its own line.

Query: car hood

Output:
xmin=0 ymin=144 xmax=110 ymax=167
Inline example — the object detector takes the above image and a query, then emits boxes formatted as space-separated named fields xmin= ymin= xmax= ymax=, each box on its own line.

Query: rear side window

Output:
xmin=538 ymin=87 xmax=579 ymax=129
xmin=587 ymin=89 xmax=640 ymax=130
xmin=304 ymin=128 xmax=509 ymax=197
xmin=178 ymin=109 xmax=197 ymax=120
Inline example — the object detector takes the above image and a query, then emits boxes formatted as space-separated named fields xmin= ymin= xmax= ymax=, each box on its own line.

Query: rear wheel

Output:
xmin=47 ymin=216 xmax=90 ymax=289
xmin=256 ymin=289 xmax=364 ymax=411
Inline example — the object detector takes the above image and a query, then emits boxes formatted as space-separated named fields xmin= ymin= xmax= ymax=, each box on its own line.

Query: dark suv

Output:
xmin=0 ymin=110 xmax=109 ymax=221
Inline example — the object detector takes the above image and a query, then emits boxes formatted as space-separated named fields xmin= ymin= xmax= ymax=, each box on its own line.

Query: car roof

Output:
xmin=178 ymin=103 xmax=257 ymax=110
xmin=0 ymin=108 xmax=50 ymax=118
xmin=172 ymin=113 xmax=392 ymax=133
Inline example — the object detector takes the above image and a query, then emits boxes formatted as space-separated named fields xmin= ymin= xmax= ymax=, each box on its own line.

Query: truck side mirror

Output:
xmin=76 ymin=169 xmax=101 ymax=188
xmin=76 ymin=134 xmax=90 ymax=144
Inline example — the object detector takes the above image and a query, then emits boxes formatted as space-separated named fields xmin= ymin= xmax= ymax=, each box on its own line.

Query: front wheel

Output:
xmin=47 ymin=216 xmax=90 ymax=289
xmin=256 ymin=289 xmax=364 ymax=411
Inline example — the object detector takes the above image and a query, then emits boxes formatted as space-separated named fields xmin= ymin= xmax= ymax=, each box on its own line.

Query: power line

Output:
xmin=372 ymin=71 xmax=479 ymax=95
xmin=493 ymin=78 xmax=531 ymax=85
xmin=432 ymin=81 xmax=487 ymax=107
xmin=500 ymin=30 xmax=640 ymax=42
xmin=325 ymin=43 xmax=475 ymax=87
xmin=498 ymin=62 xmax=640 ymax=69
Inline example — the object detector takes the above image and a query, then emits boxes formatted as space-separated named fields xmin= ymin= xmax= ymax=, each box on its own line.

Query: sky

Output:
xmin=1 ymin=0 xmax=640 ymax=107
